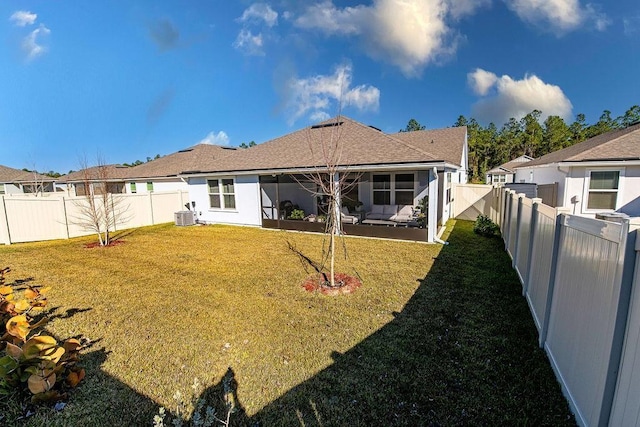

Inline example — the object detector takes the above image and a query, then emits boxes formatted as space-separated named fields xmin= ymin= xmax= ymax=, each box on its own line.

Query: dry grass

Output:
xmin=0 ymin=221 xmax=574 ymax=426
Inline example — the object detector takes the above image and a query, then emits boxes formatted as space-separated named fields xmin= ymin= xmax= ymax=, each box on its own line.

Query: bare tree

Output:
xmin=71 ymin=156 xmax=130 ymax=246
xmin=294 ymin=111 xmax=361 ymax=288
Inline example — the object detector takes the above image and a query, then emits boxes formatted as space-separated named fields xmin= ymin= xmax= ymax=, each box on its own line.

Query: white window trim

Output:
xmin=371 ymin=172 xmax=417 ymax=205
xmin=582 ymin=168 xmax=625 ymax=214
xmin=208 ymin=177 xmax=237 ymax=211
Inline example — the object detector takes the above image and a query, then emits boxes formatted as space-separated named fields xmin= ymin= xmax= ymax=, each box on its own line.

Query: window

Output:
xmin=372 ymin=173 xmax=416 ymax=205
xmin=587 ymin=170 xmax=620 ymax=210
xmin=130 ymin=183 xmax=137 ymax=193
xmin=395 ymin=174 xmax=414 ymax=205
xmin=146 ymin=182 xmax=153 ymax=192
xmin=0 ymin=184 xmax=5 ymax=195
xmin=208 ymin=178 xmax=236 ymax=209
xmin=372 ymin=174 xmax=391 ymax=205
xmin=106 ymin=182 xmax=125 ymax=194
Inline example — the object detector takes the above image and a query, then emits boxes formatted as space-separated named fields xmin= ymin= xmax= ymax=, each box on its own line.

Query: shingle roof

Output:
xmin=182 ymin=116 xmax=467 ymax=174
xmin=59 ymin=164 xmax=132 ymax=183
xmin=0 ymin=165 xmax=54 ymax=183
xmin=488 ymin=155 xmax=534 ymax=174
xmin=518 ymin=123 xmax=640 ymax=168
xmin=121 ymin=144 xmax=236 ymax=179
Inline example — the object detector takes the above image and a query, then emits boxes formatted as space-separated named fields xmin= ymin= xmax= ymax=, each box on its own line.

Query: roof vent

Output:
xmin=178 ymin=149 xmax=194 ymax=153
xmin=311 ymin=121 xmax=344 ymax=129
xmin=368 ymin=125 xmax=381 ymax=132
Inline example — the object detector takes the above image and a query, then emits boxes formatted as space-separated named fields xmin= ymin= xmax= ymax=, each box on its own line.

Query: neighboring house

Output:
xmin=0 ymin=165 xmax=56 ymax=195
xmin=514 ymin=122 xmax=640 ymax=217
xmin=486 ymin=155 xmax=534 ymax=185
xmin=59 ymin=144 xmax=236 ymax=196
xmin=180 ymin=116 xmax=468 ymax=243
xmin=59 ymin=164 xmax=132 ymax=196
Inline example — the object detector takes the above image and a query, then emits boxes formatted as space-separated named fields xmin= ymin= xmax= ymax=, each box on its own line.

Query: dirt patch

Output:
xmin=302 ymin=273 xmax=362 ymax=296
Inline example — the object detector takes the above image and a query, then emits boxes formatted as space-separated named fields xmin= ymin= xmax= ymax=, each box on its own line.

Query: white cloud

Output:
xmin=199 ymin=131 xmax=230 ymax=146
xmin=446 ymin=0 xmax=492 ymax=19
xmin=294 ymin=0 xmax=461 ymax=77
xmin=285 ymin=64 xmax=380 ymax=124
xmin=623 ymin=15 xmax=640 ymax=37
xmin=10 ymin=10 xmax=37 ymax=26
xmin=468 ymin=68 xmax=499 ymax=96
xmin=233 ymin=29 xmax=264 ymax=56
xmin=468 ymin=69 xmax=573 ymax=124
xmin=505 ymin=0 xmax=609 ymax=33
xmin=238 ymin=3 xmax=278 ymax=27
xmin=22 ymin=24 xmax=51 ymax=61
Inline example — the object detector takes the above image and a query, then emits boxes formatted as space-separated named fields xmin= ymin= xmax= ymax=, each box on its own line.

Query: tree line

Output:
xmin=449 ymin=105 xmax=639 ymax=183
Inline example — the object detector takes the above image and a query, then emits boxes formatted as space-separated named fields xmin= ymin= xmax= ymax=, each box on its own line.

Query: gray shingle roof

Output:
xmin=0 ymin=165 xmax=54 ymax=183
xmin=518 ymin=123 xmax=640 ymax=168
xmin=121 ymin=144 xmax=236 ymax=179
xmin=182 ymin=116 xmax=467 ymax=174
xmin=488 ymin=155 xmax=534 ymax=174
xmin=59 ymin=164 xmax=132 ymax=183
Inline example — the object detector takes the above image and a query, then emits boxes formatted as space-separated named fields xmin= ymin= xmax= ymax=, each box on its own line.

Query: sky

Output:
xmin=1 ymin=0 xmax=638 ymax=174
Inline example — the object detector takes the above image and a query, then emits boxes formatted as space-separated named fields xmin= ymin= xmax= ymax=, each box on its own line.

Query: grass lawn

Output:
xmin=0 ymin=220 xmax=574 ymax=426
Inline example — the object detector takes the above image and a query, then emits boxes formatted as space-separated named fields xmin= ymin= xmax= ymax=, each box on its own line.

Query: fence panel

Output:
xmin=525 ymin=203 xmax=559 ymax=336
xmin=0 ymin=191 xmax=186 ymax=244
xmin=506 ymin=192 xmax=519 ymax=259
xmin=451 ymin=184 xmax=493 ymax=220
xmin=515 ymin=197 xmax=533 ymax=287
xmin=3 ymin=197 xmax=68 ymax=243
xmin=538 ymin=183 xmax=558 ymax=207
xmin=610 ymin=231 xmax=640 ymax=425
xmin=545 ymin=216 xmax=634 ymax=426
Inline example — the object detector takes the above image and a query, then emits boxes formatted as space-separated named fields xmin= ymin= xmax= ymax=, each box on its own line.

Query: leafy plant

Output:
xmin=473 ymin=215 xmax=500 ymax=237
xmin=0 ymin=267 xmax=85 ymax=403
xmin=288 ymin=209 xmax=305 ymax=220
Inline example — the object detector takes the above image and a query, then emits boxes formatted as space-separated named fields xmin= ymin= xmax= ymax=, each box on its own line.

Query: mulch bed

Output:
xmin=83 ymin=240 xmax=125 ymax=249
xmin=302 ymin=273 xmax=362 ymax=295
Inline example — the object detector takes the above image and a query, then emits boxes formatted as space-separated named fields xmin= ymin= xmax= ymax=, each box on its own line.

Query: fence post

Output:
xmin=512 ymin=193 xmax=526 ymax=269
xmin=61 ymin=196 xmax=70 ymax=239
xmin=149 ymin=193 xmax=155 ymax=225
xmin=539 ymin=207 xmax=571 ymax=347
xmin=523 ymin=197 xmax=542 ymax=296
xmin=0 ymin=196 xmax=11 ymax=245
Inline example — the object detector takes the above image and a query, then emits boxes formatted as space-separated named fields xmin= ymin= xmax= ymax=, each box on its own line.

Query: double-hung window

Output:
xmin=372 ymin=173 xmax=416 ymax=205
xmin=372 ymin=175 xmax=391 ymax=205
xmin=586 ymin=170 xmax=621 ymax=211
xmin=208 ymin=178 xmax=236 ymax=209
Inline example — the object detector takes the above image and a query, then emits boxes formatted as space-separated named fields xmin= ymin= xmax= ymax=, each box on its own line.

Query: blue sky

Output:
xmin=1 ymin=1 xmax=638 ymax=173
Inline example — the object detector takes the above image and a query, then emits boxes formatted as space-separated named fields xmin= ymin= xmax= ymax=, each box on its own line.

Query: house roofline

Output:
xmin=516 ymin=159 xmax=640 ymax=169
xmin=179 ymin=161 xmax=461 ymax=178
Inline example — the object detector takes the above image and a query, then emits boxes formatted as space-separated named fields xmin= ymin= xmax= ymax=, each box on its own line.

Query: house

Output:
xmin=0 ymin=165 xmax=56 ymax=195
xmin=514 ymin=122 xmax=640 ymax=217
xmin=59 ymin=164 xmax=133 ymax=196
xmin=180 ymin=116 xmax=468 ymax=243
xmin=485 ymin=155 xmax=534 ymax=185
xmin=59 ymin=144 xmax=236 ymax=196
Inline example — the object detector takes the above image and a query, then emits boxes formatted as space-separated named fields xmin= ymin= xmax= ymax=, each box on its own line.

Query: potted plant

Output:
xmin=289 ymin=209 xmax=305 ymax=220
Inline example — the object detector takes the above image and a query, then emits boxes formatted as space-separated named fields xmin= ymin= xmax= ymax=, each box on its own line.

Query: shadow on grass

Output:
xmin=6 ymin=220 xmax=575 ymax=426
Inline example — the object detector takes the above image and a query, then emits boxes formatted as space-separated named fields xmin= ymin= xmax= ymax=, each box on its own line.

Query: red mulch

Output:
xmin=302 ymin=273 xmax=362 ymax=296
xmin=83 ymin=240 xmax=125 ymax=249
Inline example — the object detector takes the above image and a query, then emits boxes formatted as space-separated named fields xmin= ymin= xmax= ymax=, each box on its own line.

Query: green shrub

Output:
xmin=473 ymin=215 xmax=500 ymax=237
xmin=288 ymin=209 xmax=305 ymax=220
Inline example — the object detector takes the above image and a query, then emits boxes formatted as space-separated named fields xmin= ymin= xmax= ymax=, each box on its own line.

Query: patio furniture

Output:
xmin=365 ymin=204 xmax=415 ymax=224
xmin=341 ymin=207 xmax=359 ymax=224
xmin=362 ymin=218 xmax=397 ymax=226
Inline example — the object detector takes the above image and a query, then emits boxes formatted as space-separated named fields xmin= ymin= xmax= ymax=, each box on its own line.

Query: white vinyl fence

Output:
xmin=0 ymin=191 xmax=189 ymax=245
xmin=479 ymin=189 xmax=640 ymax=427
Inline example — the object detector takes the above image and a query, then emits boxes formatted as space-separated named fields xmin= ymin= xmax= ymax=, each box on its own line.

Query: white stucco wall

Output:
xmin=515 ymin=165 xmax=567 ymax=207
xmin=187 ymin=175 xmax=262 ymax=226
xmin=126 ymin=179 xmax=189 ymax=194
xmin=564 ymin=165 xmax=640 ymax=217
